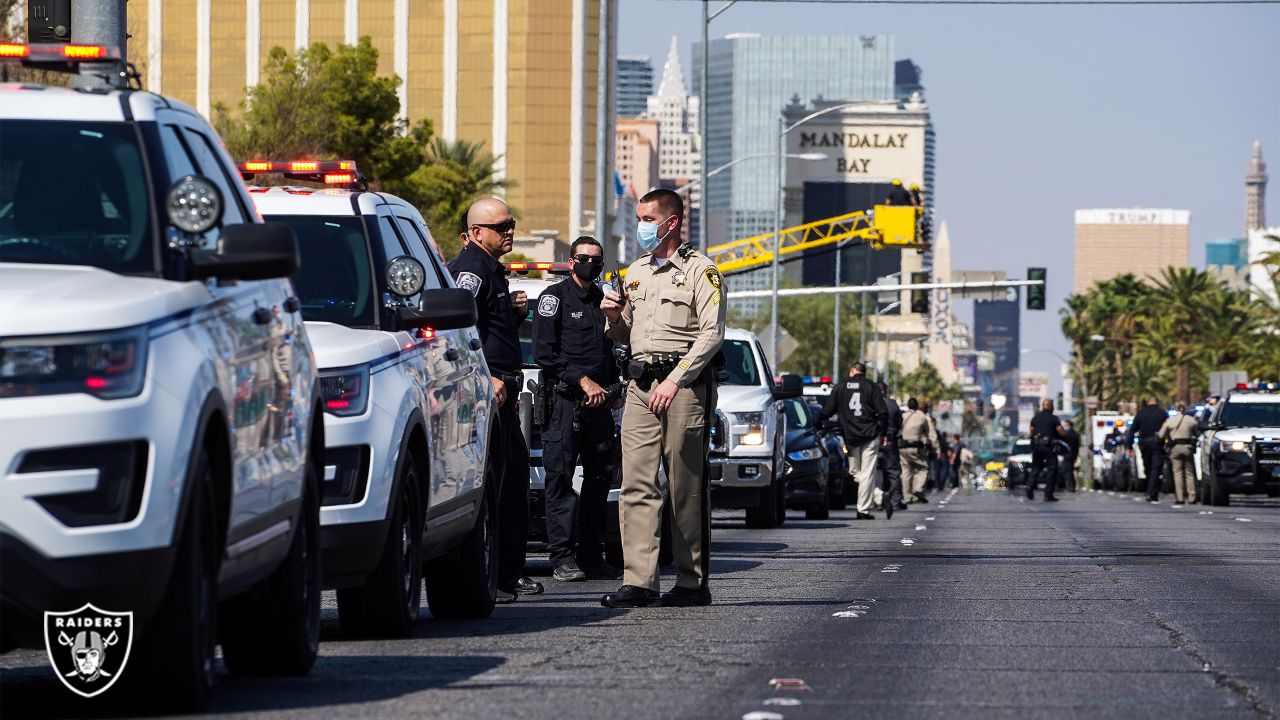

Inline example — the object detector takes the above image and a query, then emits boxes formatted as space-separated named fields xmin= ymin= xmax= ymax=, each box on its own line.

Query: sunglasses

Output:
xmin=572 ymin=254 xmax=603 ymax=264
xmin=473 ymin=219 xmax=516 ymax=234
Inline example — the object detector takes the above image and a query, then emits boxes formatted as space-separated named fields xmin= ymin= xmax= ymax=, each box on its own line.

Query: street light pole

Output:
xmin=698 ymin=0 xmax=709 ymax=251
xmin=832 ymin=242 xmax=842 ymax=380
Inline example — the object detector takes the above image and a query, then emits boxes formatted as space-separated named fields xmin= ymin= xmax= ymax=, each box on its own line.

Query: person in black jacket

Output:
xmin=819 ymin=362 xmax=888 ymax=519
xmin=448 ymin=197 xmax=541 ymax=603
xmin=531 ymin=236 xmax=622 ymax=583
xmin=876 ymin=380 xmax=905 ymax=515
xmin=1061 ymin=420 xmax=1081 ymax=492
xmin=1127 ymin=397 xmax=1168 ymax=502
xmin=1028 ymin=399 xmax=1065 ymax=501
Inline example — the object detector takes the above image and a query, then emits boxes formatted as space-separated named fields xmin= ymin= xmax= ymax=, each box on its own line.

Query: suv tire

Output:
xmin=130 ymin=445 xmax=218 ymax=710
xmin=222 ymin=463 xmax=322 ymax=676
xmin=424 ymin=464 xmax=498 ymax=619
xmin=338 ymin=450 xmax=423 ymax=637
xmin=745 ymin=480 xmax=779 ymax=529
xmin=1207 ymin=465 xmax=1231 ymax=507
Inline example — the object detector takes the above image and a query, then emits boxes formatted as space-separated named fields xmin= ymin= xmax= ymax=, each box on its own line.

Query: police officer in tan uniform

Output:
xmin=1158 ymin=403 xmax=1200 ymax=505
xmin=599 ymin=189 xmax=726 ymax=609
xmin=900 ymin=398 xmax=934 ymax=503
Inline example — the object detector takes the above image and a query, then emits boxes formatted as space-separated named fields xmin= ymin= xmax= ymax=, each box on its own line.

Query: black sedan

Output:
xmin=783 ymin=397 xmax=831 ymax=519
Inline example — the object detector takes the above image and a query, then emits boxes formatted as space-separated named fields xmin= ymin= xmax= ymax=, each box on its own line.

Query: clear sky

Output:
xmin=618 ymin=0 xmax=1280 ymax=392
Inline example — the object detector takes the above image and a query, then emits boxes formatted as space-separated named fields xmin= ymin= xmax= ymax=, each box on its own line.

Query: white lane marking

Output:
xmin=915 ymin=524 xmax=927 ymax=531
xmin=900 ymin=538 xmax=915 ymax=545
xmin=764 ymin=698 xmax=802 ymax=707
xmin=744 ymin=712 xmax=785 ymax=720
xmin=847 ymin=604 xmax=871 ymax=609
xmin=1199 ymin=510 xmax=1214 ymax=515
xmin=1134 ymin=497 xmax=1145 ymax=502
xmin=768 ymin=678 xmax=811 ymax=692
xmin=925 ymin=516 xmax=936 ymax=521
xmin=1235 ymin=517 xmax=1252 ymax=522
xmin=833 ymin=610 xmax=864 ymax=618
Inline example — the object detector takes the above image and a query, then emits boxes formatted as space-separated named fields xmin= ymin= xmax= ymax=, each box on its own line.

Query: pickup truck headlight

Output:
xmin=731 ymin=411 xmax=766 ymax=446
xmin=1228 ymin=440 xmax=1248 ymax=452
xmin=320 ymin=364 xmax=370 ymax=417
xmin=0 ymin=327 xmax=148 ymax=400
xmin=788 ymin=447 xmax=823 ymax=461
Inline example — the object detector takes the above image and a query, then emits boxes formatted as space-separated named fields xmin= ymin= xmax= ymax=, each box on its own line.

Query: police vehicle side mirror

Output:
xmin=773 ymin=374 xmax=803 ymax=400
xmin=398 ymin=288 xmax=477 ymax=331
xmin=188 ymin=223 xmax=300 ymax=281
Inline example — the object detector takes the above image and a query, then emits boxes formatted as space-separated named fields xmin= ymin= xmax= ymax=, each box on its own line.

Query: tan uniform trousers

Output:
xmin=1168 ymin=445 xmax=1196 ymax=503
xmin=847 ymin=438 xmax=880 ymax=514
xmin=619 ymin=380 xmax=713 ymax=592
xmin=901 ymin=447 xmax=929 ymax=499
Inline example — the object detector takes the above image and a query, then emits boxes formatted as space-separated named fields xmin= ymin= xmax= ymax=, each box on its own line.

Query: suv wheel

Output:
xmin=1208 ymin=465 xmax=1231 ymax=507
xmin=129 ymin=445 xmax=219 ymax=710
xmin=338 ymin=449 xmax=423 ymax=637
xmin=424 ymin=460 xmax=498 ymax=619
xmin=745 ymin=479 xmax=779 ymax=529
xmin=221 ymin=462 xmax=322 ymax=676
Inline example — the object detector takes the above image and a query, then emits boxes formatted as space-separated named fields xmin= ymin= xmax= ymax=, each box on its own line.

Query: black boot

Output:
xmin=601 ymin=585 xmax=661 ymax=609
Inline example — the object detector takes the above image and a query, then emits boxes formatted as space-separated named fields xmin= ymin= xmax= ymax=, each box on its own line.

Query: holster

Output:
xmin=531 ymin=380 xmax=551 ymax=428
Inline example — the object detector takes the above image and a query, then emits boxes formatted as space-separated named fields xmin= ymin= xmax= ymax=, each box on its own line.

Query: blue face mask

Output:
xmin=636 ymin=216 xmax=675 ymax=252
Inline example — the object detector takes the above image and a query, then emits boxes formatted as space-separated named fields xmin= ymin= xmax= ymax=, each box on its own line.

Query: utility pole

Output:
xmin=594 ymin=0 xmax=613 ymax=264
xmin=698 ymin=0 xmax=708 ymax=251
xmin=71 ymin=0 xmax=127 ymax=89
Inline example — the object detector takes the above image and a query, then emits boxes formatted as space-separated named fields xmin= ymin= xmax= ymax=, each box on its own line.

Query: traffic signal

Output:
xmin=909 ymin=271 xmax=930 ymax=315
xmin=1027 ymin=267 xmax=1046 ymax=310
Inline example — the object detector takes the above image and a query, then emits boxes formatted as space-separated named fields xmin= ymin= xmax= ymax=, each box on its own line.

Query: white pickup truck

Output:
xmin=708 ymin=328 xmax=802 ymax=528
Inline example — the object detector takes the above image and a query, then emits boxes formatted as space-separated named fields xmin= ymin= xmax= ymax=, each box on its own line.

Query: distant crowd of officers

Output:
xmin=1101 ymin=398 xmax=1204 ymax=505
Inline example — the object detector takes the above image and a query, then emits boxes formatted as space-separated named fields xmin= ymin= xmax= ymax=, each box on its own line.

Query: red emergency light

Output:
xmin=0 ymin=42 xmax=118 ymax=65
xmin=237 ymin=160 xmax=364 ymax=188
xmin=503 ymin=261 xmax=572 ymax=276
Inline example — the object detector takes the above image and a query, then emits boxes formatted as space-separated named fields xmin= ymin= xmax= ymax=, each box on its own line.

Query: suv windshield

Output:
xmin=266 ymin=215 xmax=375 ymax=327
xmin=0 ymin=120 xmax=154 ymax=274
xmin=721 ymin=339 xmax=760 ymax=386
xmin=1218 ymin=401 xmax=1280 ymax=429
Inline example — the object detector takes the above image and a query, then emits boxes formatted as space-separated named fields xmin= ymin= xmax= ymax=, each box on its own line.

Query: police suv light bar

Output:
xmin=0 ymin=42 xmax=118 ymax=68
xmin=504 ymin=261 xmax=572 ymax=276
xmin=237 ymin=160 xmax=363 ymax=188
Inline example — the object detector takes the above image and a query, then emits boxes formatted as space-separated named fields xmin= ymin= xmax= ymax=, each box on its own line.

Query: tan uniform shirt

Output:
xmin=607 ymin=246 xmax=727 ymax=388
xmin=1158 ymin=413 xmax=1198 ymax=442
xmin=901 ymin=409 xmax=933 ymax=450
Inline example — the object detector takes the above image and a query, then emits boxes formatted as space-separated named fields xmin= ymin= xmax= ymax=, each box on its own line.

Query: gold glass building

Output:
xmin=127 ymin=0 xmax=607 ymax=257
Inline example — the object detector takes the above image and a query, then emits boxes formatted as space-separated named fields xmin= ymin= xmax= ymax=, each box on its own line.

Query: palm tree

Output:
xmin=1151 ymin=268 xmax=1219 ymax=403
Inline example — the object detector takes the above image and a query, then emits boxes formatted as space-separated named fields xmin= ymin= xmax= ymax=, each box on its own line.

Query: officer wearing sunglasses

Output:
xmin=448 ymin=197 xmax=540 ymax=603
xmin=531 ymin=236 xmax=623 ymax=583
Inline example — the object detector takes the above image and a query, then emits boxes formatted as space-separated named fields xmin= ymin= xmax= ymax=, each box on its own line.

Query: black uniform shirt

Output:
xmin=884 ymin=396 xmax=903 ymax=444
xmin=1063 ymin=427 xmax=1081 ymax=456
xmin=886 ymin=186 xmax=913 ymax=205
xmin=531 ymin=277 xmax=618 ymax=388
xmin=1030 ymin=410 xmax=1062 ymax=441
xmin=1128 ymin=405 xmax=1167 ymax=444
xmin=447 ymin=243 xmax=524 ymax=375
xmin=819 ymin=375 xmax=887 ymax=444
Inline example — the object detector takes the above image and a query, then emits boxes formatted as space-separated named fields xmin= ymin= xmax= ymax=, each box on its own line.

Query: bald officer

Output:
xmin=599 ymin=189 xmax=726 ymax=609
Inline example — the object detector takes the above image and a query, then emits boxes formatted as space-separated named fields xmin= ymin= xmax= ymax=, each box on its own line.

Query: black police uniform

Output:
xmin=448 ymin=243 xmax=529 ymax=592
xmin=886 ymin=185 xmax=913 ymax=206
xmin=1062 ymin=426 xmax=1081 ymax=492
xmin=879 ymin=395 xmax=905 ymax=508
xmin=531 ymin=277 xmax=620 ymax=572
xmin=1129 ymin=404 xmax=1168 ymax=501
xmin=1028 ymin=410 xmax=1063 ymax=499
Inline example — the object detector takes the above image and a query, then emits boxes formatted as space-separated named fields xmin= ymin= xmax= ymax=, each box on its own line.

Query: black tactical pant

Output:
xmin=495 ymin=393 xmax=530 ymax=589
xmin=1030 ymin=446 xmax=1059 ymax=498
xmin=542 ymin=396 xmax=616 ymax=568
xmin=878 ymin=441 xmax=904 ymax=506
xmin=1139 ymin=439 xmax=1164 ymax=501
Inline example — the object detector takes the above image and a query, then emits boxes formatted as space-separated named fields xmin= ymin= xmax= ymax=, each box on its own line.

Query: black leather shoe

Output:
xmin=855 ymin=511 xmax=875 ymax=520
xmin=914 ymin=492 xmax=929 ymax=504
xmin=601 ymin=585 xmax=661 ymax=608
xmin=894 ymin=502 xmax=909 ymax=511
xmin=512 ymin=577 xmax=544 ymax=595
xmin=579 ymin=562 xmax=623 ymax=580
xmin=495 ymin=589 xmax=517 ymax=604
xmin=1025 ymin=487 xmax=1035 ymax=500
xmin=662 ymin=585 xmax=712 ymax=607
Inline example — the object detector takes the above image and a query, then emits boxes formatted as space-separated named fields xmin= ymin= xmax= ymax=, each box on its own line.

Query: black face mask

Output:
xmin=573 ymin=259 xmax=603 ymax=282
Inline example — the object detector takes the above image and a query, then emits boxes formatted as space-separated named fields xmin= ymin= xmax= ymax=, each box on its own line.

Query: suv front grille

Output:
xmin=20 ymin=441 xmax=148 ymax=528
xmin=322 ymin=445 xmax=371 ymax=506
xmin=1254 ymin=439 xmax=1280 ymax=478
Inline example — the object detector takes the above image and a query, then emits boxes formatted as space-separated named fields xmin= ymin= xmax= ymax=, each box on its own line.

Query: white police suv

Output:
xmin=1196 ymin=382 xmax=1280 ymax=506
xmin=245 ymin=163 xmax=499 ymax=635
xmin=0 ymin=45 xmax=323 ymax=708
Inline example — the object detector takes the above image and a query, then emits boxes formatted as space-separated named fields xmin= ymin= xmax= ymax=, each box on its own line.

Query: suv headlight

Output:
xmin=0 ymin=328 xmax=148 ymax=400
xmin=320 ymin=365 xmax=370 ymax=417
xmin=788 ymin=447 xmax=823 ymax=461
xmin=731 ymin=412 xmax=766 ymax=446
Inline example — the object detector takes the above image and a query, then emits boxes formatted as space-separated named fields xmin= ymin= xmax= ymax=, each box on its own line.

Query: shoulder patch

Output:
xmin=538 ymin=294 xmax=560 ymax=317
xmin=704 ymin=267 xmax=722 ymax=291
xmin=456 ymin=271 xmax=482 ymax=296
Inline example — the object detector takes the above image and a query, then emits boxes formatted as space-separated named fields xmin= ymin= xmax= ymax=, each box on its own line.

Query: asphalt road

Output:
xmin=4 ymin=486 xmax=1278 ymax=719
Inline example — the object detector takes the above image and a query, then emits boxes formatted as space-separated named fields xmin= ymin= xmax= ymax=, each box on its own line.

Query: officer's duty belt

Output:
xmin=625 ymin=352 xmax=682 ymax=391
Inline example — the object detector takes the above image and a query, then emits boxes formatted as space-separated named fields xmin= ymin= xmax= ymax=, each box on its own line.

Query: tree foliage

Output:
xmin=897 ymin=361 xmax=964 ymax=406
xmin=1060 ymin=262 xmax=1280 ymax=407
xmin=730 ymin=283 xmax=864 ymax=376
xmin=213 ymin=38 xmax=505 ymax=260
